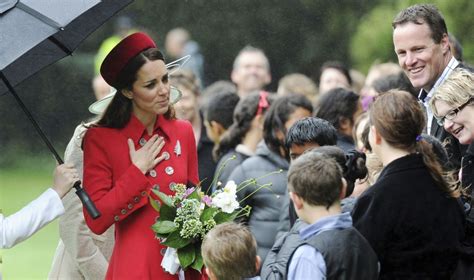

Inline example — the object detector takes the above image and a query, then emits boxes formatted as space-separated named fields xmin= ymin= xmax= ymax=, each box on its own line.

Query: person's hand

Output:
xmin=128 ymin=135 xmax=166 ymax=174
xmin=52 ymin=163 xmax=80 ymax=198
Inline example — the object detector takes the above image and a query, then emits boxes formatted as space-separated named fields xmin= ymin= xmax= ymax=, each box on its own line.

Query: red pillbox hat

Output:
xmin=100 ymin=32 xmax=156 ymax=87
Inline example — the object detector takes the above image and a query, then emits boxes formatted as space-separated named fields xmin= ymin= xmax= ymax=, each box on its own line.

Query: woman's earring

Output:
xmin=122 ymin=89 xmax=133 ymax=99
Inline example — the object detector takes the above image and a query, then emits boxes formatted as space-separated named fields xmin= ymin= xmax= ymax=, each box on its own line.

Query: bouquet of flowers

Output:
xmin=150 ymin=180 xmax=252 ymax=273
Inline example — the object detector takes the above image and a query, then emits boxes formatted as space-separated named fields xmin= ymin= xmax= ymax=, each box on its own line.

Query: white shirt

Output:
xmin=0 ymin=188 xmax=64 ymax=249
xmin=419 ymin=57 xmax=459 ymax=134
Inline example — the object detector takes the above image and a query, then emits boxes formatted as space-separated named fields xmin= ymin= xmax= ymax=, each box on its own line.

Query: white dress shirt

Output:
xmin=0 ymin=188 xmax=64 ymax=249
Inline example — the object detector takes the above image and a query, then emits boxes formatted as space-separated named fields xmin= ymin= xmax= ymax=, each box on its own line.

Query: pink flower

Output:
xmin=183 ymin=187 xmax=195 ymax=198
xmin=202 ymin=195 xmax=212 ymax=207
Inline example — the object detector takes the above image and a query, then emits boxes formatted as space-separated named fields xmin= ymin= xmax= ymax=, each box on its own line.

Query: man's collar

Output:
xmin=418 ymin=57 xmax=459 ymax=103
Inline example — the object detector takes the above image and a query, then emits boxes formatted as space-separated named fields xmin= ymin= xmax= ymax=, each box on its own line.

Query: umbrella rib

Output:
xmin=16 ymin=2 xmax=62 ymax=29
xmin=49 ymin=36 xmax=73 ymax=55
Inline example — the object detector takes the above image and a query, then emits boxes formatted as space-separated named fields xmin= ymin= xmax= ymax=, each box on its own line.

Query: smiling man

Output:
xmin=392 ymin=3 xmax=469 ymax=169
xmin=231 ymin=46 xmax=272 ymax=98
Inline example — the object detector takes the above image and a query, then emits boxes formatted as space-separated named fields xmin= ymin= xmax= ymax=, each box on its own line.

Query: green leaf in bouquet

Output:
xmin=152 ymin=220 xmax=178 ymax=235
xmin=186 ymin=187 xmax=201 ymax=201
xmin=191 ymin=244 xmax=204 ymax=272
xmin=152 ymin=188 xmax=174 ymax=207
xmin=178 ymin=243 xmax=196 ymax=270
xmin=214 ymin=211 xmax=239 ymax=224
xmin=159 ymin=203 xmax=177 ymax=221
xmin=148 ymin=195 xmax=161 ymax=212
xmin=162 ymin=230 xmax=191 ymax=249
xmin=200 ymin=206 xmax=218 ymax=222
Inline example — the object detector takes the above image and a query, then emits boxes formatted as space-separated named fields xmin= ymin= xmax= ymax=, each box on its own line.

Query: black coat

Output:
xmin=197 ymin=121 xmax=217 ymax=193
xmin=352 ymin=153 xmax=465 ymax=279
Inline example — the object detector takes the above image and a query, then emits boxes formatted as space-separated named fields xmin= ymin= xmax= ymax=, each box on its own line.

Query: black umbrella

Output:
xmin=0 ymin=0 xmax=134 ymax=219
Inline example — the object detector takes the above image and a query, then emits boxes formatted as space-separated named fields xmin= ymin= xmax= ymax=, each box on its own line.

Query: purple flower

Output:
xmin=183 ymin=187 xmax=195 ymax=199
xmin=202 ymin=195 xmax=212 ymax=206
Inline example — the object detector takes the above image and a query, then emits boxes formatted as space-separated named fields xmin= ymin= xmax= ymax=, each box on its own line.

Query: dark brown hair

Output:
xmin=392 ymin=4 xmax=448 ymax=44
xmin=96 ymin=48 xmax=175 ymax=128
xmin=370 ymin=90 xmax=459 ymax=197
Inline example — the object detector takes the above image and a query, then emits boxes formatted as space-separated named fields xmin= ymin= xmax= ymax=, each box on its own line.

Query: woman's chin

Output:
xmin=456 ymin=131 xmax=473 ymax=145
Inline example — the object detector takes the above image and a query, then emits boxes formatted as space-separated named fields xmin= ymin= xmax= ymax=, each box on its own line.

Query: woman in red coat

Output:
xmin=82 ymin=32 xmax=204 ymax=279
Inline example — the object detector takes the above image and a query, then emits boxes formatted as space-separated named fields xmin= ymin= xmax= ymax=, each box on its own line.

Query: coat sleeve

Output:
xmin=53 ymin=124 xmax=110 ymax=279
xmin=82 ymin=128 xmax=151 ymax=234
xmin=0 ymin=188 xmax=64 ymax=249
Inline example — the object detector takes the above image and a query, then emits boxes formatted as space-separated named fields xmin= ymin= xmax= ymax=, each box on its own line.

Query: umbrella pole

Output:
xmin=1 ymin=73 xmax=101 ymax=219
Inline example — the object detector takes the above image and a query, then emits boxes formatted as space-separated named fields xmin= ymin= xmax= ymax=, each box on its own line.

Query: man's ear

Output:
xmin=122 ymin=89 xmax=133 ymax=99
xmin=440 ymin=33 xmax=450 ymax=55
xmin=230 ymin=68 xmax=239 ymax=84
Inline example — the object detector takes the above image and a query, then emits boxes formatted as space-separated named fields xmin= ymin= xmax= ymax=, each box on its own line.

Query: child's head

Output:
xmin=264 ymin=94 xmax=313 ymax=159
xmin=315 ymin=88 xmax=361 ymax=138
xmin=213 ymin=91 xmax=274 ymax=160
xmin=288 ymin=151 xmax=345 ymax=217
xmin=204 ymin=90 xmax=240 ymax=143
xmin=202 ymin=223 xmax=260 ymax=280
xmin=285 ymin=117 xmax=337 ymax=161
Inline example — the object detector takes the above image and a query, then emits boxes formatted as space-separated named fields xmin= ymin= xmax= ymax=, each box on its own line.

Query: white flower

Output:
xmin=212 ymin=191 xmax=239 ymax=213
xmin=223 ymin=180 xmax=237 ymax=194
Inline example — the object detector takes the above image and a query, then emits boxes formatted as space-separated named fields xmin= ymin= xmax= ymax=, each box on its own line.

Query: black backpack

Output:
xmin=260 ymin=220 xmax=306 ymax=280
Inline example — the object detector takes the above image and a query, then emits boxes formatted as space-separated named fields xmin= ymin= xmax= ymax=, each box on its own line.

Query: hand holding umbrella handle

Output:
xmin=74 ymin=181 xmax=101 ymax=219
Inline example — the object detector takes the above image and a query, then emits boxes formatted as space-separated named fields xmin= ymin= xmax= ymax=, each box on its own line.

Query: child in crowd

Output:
xmin=229 ymin=95 xmax=313 ymax=263
xmin=202 ymin=222 xmax=260 ymax=280
xmin=204 ymin=90 xmax=240 ymax=146
xmin=212 ymin=91 xmax=274 ymax=191
xmin=286 ymin=152 xmax=378 ymax=279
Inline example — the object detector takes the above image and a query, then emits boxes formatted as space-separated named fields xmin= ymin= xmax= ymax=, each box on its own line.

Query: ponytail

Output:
xmin=416 ymin=139 xmax=460 ymax=198
xmin=344 ymin=149 xmax=368 ymax=196
xmin=213 ymin=121 xmax=250 ymax=161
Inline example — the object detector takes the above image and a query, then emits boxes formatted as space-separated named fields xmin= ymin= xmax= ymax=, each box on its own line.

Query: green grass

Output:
xmin=1 ymin=158 xmax=60 ymax=280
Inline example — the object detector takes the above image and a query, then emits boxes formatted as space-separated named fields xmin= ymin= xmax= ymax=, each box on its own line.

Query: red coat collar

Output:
xmin=120 ymin=114 xmax=174 ymax=144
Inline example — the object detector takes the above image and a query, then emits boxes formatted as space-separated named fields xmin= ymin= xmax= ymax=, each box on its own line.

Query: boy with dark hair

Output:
xmin=285 ymin=117 xmax=337 ymax=161
xmin=204 ymin=90 xmax=240 ymax=145
xmin=202 ymin=222 xmax=260 ymax=280
xmin=286 ymin=152 xmax=378 ymax=279
xmin=278 ymin=117 xmax=338 ymax=231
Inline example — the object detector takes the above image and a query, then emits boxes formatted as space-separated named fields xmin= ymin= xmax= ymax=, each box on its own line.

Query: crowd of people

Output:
xmin=2 ymin=3 xmax=474 ymax=280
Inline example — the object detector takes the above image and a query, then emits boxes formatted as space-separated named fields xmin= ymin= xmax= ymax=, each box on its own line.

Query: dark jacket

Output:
xmin=352 ymin=153 xmax=465 ymax=279
xmin=197 ymin=121 xmax=217 ymax=193
xmin=304 ymin=227 xmax=379 ymax=280
xmin=228 ymin=141 xmax=289 ymax=262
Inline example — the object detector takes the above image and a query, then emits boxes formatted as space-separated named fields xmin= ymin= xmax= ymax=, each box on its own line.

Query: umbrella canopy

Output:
xmin=0 ymin=0 xmax=135 ymax=218
xmin=0 ymin=0 xmax=133 ymax=95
